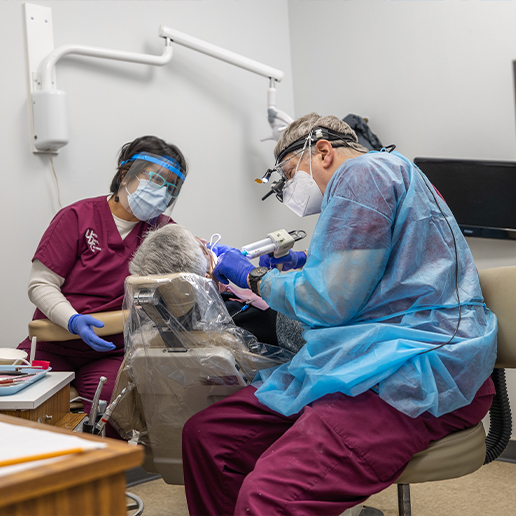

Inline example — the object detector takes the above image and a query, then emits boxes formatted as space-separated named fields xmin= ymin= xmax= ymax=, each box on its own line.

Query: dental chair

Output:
xmin=391 ymin=266 xmax=515 ymax=516
xmin=109 ymin=272 xmax=291 ymax=485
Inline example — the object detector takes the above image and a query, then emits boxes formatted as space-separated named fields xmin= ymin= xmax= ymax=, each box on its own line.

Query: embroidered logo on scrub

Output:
xmin=85 ymin=229 xmax=102 ymax=253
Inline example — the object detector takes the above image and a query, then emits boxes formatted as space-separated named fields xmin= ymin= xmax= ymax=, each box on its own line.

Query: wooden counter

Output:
xmin=0 ymin=414 xmax=144 ymax=516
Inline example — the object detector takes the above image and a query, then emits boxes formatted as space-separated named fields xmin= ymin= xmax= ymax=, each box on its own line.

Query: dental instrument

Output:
xmin=95 ymin=384 xmax=135 ymax=435
xmin=89 ymin=376 xmax=107 ymax=424
xmin=241 ymin=229 xmax=306 ymax=260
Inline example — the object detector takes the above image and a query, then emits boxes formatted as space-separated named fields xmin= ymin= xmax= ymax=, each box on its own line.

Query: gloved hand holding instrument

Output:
xmin=243 ymin=229 xmax=307 ymax=271
xmin=259 ymin=249 xmax=307 ymax=271
xmin=212 ymin=229 xmax=307 ymax=287
xmin=208 ymin=243 xmax=233 ymax=257
xmin=213 ymin=249 xmax=255 ymax=289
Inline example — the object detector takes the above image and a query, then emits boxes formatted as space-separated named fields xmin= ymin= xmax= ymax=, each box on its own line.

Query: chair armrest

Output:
xmin=28 ymin=310 xmax=125 ymax=342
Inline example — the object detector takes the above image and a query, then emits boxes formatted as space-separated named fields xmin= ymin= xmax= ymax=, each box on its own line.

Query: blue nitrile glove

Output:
xmin=68 ymin=314 xmax=116 ymax=352
xmin=207 ymin=243 xmax=233 ymax=257
xmin=212 ymin=248 xmax=255 ymax=289
xmin=259 ymin=250 xmax=307 ymax=271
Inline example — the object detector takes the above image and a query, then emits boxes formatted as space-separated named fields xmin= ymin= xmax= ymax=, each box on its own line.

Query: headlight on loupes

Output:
xmin=256 ymin=167 xmax=287 ymax=202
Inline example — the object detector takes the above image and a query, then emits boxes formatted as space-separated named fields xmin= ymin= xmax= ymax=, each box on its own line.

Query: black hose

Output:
xmin=484 ymin=368 xmax=512 ymax=464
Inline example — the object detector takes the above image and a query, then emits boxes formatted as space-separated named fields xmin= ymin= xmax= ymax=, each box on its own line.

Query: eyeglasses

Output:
xmin=258 ymin=149 xmax=306 ymax=185
xmin=140 ymin=170 xmax=181 ymax=198
xmin=277 ymin=148 xmax=306 ymax=180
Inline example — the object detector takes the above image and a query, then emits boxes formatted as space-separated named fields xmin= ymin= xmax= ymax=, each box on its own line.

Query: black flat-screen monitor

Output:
xmin=414 ymin=157 xmax=516 ymax=240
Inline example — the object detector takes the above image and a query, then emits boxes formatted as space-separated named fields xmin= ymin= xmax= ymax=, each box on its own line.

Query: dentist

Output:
xmin=182 ymin=114 xmax=496 ymax=516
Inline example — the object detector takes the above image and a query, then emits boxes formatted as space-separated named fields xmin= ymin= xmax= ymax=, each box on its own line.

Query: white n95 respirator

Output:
xmin=282 ymin=170 xmax=323 ymax=217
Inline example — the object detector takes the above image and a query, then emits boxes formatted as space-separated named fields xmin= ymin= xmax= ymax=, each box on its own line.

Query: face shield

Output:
xmin=117 ymin=152 xmax=186 ymax=221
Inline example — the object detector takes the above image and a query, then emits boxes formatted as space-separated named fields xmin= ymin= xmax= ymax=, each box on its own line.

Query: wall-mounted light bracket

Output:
xmin=24 ymin=3 xmax=172 ymax=154
xmin=24 ymin=3 xmax=58 ymax=153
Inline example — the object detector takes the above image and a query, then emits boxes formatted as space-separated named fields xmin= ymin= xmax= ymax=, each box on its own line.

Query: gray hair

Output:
xmin=274 ymin=112 xmax=369 ymax=159
xmin=129 ymin=224 xmax=208 ymax=277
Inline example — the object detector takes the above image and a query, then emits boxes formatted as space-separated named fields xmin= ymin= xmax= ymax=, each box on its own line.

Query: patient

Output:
xmin=129 ymin=224 xmax=305 ymax=354
xmin=108 ymin=225 xmax=301 ymax=472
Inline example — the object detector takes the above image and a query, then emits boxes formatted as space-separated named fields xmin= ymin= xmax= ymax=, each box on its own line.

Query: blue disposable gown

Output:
xmin=257 ymin=151 xmax=497 ymax=418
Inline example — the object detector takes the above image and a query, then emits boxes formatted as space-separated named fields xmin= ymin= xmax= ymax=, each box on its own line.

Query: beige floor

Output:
xmin=128 ymin=460 xmax=516 ymax=516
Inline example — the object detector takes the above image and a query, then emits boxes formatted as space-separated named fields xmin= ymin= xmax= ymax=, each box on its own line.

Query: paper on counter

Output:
xmin=0 ymin=421 xmax=106 ymax=476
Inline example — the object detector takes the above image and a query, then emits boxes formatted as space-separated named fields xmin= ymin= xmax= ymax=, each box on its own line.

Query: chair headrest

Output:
xmin=125 ymin=272 xmax=204 ymax=318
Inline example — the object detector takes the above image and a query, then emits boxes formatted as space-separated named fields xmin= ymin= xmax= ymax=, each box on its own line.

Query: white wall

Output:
xmin=1 ymin=0 xmax=314 ymax=348
xmin=288 ymin=0 xmax=516 ymax=438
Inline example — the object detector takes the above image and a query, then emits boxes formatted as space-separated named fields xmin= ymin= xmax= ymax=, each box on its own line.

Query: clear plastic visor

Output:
xmin=117 ymin=153 xmax=186 ymax=214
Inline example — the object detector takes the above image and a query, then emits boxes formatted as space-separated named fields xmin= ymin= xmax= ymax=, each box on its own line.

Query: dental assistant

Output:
xmin=182 ymin=114 xmax=497 ymax=516
xmin=18 ymin=135 xmax=187 ymax=438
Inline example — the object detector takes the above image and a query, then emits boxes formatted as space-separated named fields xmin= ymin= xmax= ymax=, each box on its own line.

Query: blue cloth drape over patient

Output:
xmin=257 ymin=151 xmax=497 ymax=418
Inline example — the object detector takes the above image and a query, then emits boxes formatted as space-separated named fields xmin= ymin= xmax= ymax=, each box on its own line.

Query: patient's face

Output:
xmin=196 ymin=238 xmax=217 ymax=277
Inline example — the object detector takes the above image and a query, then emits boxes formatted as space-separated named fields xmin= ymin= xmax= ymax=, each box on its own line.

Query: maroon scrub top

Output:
xmin=29 ymin=195 xmax=173 ymax=353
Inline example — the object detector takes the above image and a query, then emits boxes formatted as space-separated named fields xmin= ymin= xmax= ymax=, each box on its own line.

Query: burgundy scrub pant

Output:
xmin=182 ymin=385 xmax=493 ymax=516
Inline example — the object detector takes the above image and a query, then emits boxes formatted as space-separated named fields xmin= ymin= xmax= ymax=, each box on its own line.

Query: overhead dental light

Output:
xmin=265 ymin=82 xmax=294 ymax=142
xmin=24 ymin=3 xmax=292 ymax=153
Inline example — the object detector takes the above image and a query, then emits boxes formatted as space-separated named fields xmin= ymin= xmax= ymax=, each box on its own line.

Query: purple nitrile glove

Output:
xmin=212 ymin=248 xmax=255 ymax=289
xmin=68 ymin=314 xmax=116 ymax=352
xmin=207 ymin=243 xmax=233 ymax=257
xmin=259 ymin=250 xmax=307 ymax=271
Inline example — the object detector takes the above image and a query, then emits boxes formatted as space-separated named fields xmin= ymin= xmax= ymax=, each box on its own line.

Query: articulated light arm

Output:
xmin=39 ymin=38 xmax=173 ymax=91
xmin=158 ymin=26 xmax=291 ymax=141
xmin=25 ymin=1 xmax=290 ymax=153
xmin=159 ymin=26 xmax=284 ymax=82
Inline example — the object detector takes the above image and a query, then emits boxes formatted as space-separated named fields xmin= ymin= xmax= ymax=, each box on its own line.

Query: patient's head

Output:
xmin=129 ymin=224 xmax=215 ymax=277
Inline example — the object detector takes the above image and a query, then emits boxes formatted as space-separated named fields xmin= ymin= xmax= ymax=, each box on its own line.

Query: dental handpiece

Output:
xmin=89 ymin=376 xmax=107 ymax=424
xmin=95 ymin=384 xmax=135 ymax=434
xmin=241 ymin=229 xmax=306 ymax=260
xmin=241 ymin=238 xmax=277 ymax=259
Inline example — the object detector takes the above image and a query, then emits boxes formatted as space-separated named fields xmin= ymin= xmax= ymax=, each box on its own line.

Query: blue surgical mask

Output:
xmin=127 ymin=179 xmax=171 ymax=221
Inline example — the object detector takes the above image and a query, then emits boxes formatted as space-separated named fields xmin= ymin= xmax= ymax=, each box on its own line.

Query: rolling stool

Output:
xmin=390 ymin=266 xmax=515 ymax=516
